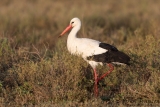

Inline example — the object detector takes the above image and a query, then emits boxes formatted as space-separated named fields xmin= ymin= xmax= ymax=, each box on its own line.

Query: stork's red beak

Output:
xmin=59 ymin=25 xmax=72 ymax=37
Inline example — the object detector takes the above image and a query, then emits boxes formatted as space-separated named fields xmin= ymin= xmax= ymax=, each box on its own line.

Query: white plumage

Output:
xmin=60 ymin=17 xmax=130 ymax=97
xmin=65 ymin=18 xmax=107 ymax=69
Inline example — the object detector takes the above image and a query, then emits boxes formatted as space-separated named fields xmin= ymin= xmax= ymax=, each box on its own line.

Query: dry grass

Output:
xmin=0 ymin=0 xmax=160 ymax=106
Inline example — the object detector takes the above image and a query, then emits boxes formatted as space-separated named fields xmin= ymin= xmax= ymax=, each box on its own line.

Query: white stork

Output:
xmin=59 ymin=17 xmax=130 ymax=97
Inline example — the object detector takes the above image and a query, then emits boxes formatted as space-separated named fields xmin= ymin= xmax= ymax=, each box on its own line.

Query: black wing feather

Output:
xmin=99 ymin=43 xmax=118 ymax=51
xmin=87 ymin=43 xmax=130 ymax=65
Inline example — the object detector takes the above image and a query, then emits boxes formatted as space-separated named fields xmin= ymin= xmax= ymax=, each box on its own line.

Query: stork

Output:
xmin=59 ymin=17 xmax=130 ymax=97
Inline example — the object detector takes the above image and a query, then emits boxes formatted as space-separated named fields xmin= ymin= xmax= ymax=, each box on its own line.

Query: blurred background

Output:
xmin=0 ymin=0 xmax=159 ymax=49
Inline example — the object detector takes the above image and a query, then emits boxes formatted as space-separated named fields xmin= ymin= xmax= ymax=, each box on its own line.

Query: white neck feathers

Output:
xmin=68 ymin=22 xmax=81 ymax=39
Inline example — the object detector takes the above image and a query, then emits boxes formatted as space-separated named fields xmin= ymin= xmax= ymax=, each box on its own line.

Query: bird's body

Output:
xmin=67 ymin=37 xmax=106 ymax=68
xmin=60 ymin=17 xmax=130 ymax=97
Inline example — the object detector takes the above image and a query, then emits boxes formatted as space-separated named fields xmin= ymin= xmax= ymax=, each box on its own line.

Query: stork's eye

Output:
xmin=71 ymin=22 xmax=74 ymax=24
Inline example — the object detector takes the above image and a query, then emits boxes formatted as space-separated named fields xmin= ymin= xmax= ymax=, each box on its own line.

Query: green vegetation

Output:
xmin=0 ymin=0 xmax=160 ymax=106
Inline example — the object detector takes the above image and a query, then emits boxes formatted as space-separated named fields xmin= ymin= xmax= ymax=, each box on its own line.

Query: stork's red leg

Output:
xmin=93 ymin=64 xmax=114 ymax=97
xmin=98 ymin=63 xmax=114 ymax=82
xmin=93 ymin=68 xmax=98 ymax=97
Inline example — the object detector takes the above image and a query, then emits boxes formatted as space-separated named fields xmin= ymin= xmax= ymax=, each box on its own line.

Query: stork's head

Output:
xmin=69 ymin=17 xmax=81 ymax=28
xmin=59 ymin=17 xmax=81 ymax=37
